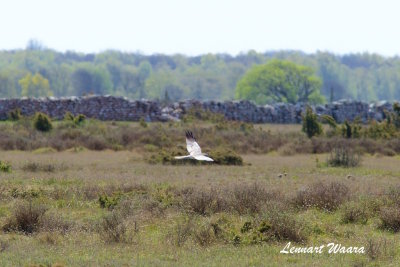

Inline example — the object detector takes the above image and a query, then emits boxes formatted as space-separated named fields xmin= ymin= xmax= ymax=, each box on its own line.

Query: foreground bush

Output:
xmin=0 ymin=161 xmax=11 ymax=173
xmin=98 ymin=211 xmax=127 ymax=243
xmin=3 ymin=202 xmax=47 ymax=233
xmin=341 ymin=201 xmax=369 ymax=224
xmin=34 ymin=112 xmax=52 ymax=132
xmin=294 ymin=181 xmax=349 ymax=211
xmin=380 ymin=207 xmax=400 ymax=232
xmin=179 ymin=183 xmax=280 ymax=215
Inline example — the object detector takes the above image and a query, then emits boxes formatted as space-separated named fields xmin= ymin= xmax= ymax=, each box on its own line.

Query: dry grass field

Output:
xmin=1 ymin=147 xmax=400 ymax=266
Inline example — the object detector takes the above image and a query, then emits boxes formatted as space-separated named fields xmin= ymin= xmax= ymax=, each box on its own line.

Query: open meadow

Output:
xmin=0 ymin=118 xmax=400 ymax=266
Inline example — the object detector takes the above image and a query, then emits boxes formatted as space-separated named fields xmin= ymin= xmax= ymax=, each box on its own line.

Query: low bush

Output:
xmin=74 ymin=114 xmax=86 ymax=125
xmin=98 ymin=211 xmax=127 ymax=243
xmin=34 ymin=112 xmax=52 ymax=132
xmin=8 ymin=108 xmax=22 ymax=121
xmin=341 ymin=201 xmax=369 ymax=224
xmin=22 ymin=162 xmax=57 ymax=172
xmin=243 ymin=211 xmax=307 ymax=244
xmin=327 ymin=146 xmax=361 ymax=167
xmin=99 ymin=193 xmax=122 ymax=209
xmin=209 ymin=148 xmax=243 ymax=165
xmin=64 ymin=112 xmax=75 ymax=121
xmin=231 ymin=183 xmax=277 ymax=214
xmin=0 ymin=161 xmax=11 ymax=173
xmin=379 ymin=207 xmax=400 ymax=232
xmin=293 ymin=181 xmax=349 ymax=211
xmin=3 ymin=201 xmax=47 ymax=234
xmin=180 ymin=187 xmax=228 ymax=215
xmin=179 ymin=183 xmax=279 ymax=215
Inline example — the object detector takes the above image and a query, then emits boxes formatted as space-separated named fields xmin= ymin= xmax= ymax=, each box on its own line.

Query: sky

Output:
xmin=1 ymin=0 xmax=400 ymax=56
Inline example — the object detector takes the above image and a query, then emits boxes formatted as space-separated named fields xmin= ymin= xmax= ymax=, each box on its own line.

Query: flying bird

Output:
xmin=174 ymin=131 xmax=214 ymax=161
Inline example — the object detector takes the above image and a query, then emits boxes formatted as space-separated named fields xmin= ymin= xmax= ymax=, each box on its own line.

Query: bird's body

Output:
xmin=174 ymin=131 xmax=214 ymax=161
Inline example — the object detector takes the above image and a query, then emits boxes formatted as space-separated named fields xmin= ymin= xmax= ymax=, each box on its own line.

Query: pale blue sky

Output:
xmin=1 ymin=0 xmax=399 ymax=56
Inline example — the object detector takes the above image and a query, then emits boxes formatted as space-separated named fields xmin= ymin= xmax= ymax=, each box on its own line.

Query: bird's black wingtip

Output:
xmin=185 ymin=130 xmax=195 ymax=140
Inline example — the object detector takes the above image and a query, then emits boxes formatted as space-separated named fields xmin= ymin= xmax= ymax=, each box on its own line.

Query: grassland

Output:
xmin=0 ymin=147 xmax=400 ymax=266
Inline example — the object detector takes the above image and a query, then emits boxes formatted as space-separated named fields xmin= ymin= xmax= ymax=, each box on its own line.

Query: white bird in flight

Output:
xmin=174 ymin=131 xmax=214 ymax=161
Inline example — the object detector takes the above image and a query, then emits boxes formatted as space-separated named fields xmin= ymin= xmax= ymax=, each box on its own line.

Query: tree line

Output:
xmin=1 ymin=46 xmax=400 ymax=103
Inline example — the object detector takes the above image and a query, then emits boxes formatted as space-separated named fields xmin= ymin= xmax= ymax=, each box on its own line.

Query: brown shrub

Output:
xmin=366 ymin=238 xmax=392 ymax=261
xmin=98 ymin=211 xmax=127 ymax=243
xmin=379 ymin=207 xmax=400 ymax=232
xmin=293 ymin=181 xmax=349 ymax=211
xmin=22 ymin=162 xmax=66 ymax=172
xmin=269 ymin=212 xmax=307 ymax=243
xmin=180 ymin=187 xmax=228 ymax=215
xmin=3 ymin=201 xmax=47 ymax=234
xmin=179 ymin=183 xmax=281 ymax=215
xmin=341 ymin=201 xmax=369 ymax=224
xmin=231 ymin=183 xmax=279 ymax=214
xmin=328 ymin=145 xmax=361 ymax=167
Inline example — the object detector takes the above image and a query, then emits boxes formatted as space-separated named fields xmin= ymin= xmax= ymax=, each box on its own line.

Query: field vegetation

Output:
xmin=0 ymin=109 xmax=400 ymax=265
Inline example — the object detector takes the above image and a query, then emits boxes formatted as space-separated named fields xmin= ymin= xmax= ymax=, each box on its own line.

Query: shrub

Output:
xmin=34 ymin=112 xmax=52 ymax=132
xmin=139 ymin=117 xmax=148 ymax=128
xmin=341 ymin=202 xmax=369 ymax=224
xmin=231 ymin=183 xmax=276 ymax=214
xmin=328 ymin=146 xmax=361 ymax=167
xmin=366 ymin=238 xmax=392 ymax=261
xmin=74 ymin=114 xmax=86 ymax=125
xmin=99 ymin=193 xmax=122 ymax=209
xmin=63 ymin=112 xmax=74 ymax=121
xmin=294 ymin=181 xmax=349 ymax=211
xmin=180 ymin=187 xmax=228 ymax=215
xmin=3 ymin=201 xmax=47 ymax=234
xmin=209 ymin=148 xmax=243 ymax=165
xmin=379 ymin=207 xmax=400 ymax=232
xmin=0 ymin=161 xmax=12 ymax=173
xmin=98 ymin=211 xmax=126 ymax=243
xmin=302 ymin=106 xmax=323 ymax=138
xmin=8 ymin=108 xmax=22 ymax=121
xmin=22 ymin=162 xmax=56 ymax=172
xmin=365 ymin=120 xmax=397 ymax=139
xmin=321 ymin=114 xmax=337 ymax=129
xmin=249 ymin=211 xmax=307 ymax=243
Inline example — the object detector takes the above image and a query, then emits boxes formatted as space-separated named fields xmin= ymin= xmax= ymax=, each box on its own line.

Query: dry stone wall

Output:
xmin=0 ymin=95 xmax=394 ymax=124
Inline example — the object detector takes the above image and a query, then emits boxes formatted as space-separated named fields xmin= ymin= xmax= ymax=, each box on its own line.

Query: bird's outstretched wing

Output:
xmin=174 ymin=155 xmax=193 ymax=159
xmin=186 ymin=131 xmax=202 ymax=156
xmin=193 ymin=155 xmax=214 ymax=161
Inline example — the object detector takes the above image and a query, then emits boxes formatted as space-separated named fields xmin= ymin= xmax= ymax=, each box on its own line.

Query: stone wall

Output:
xmin=0 ymin=96 xmax=394 ymax=124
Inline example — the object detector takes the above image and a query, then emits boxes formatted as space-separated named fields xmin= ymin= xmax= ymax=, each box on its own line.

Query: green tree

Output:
xmin=19 ymin=72 xmax=53 ymax=97
xmin=236 ymin=59 xmax=324 ymax=104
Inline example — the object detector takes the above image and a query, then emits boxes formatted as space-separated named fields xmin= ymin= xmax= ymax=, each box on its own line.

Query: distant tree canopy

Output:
xmin=1 ymin=47 xmax=400 ymax=102
xmin=235 ymin=60 xmax=324 ymax=104
xmin=19 ymin=72 xmax=52 ymax=97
